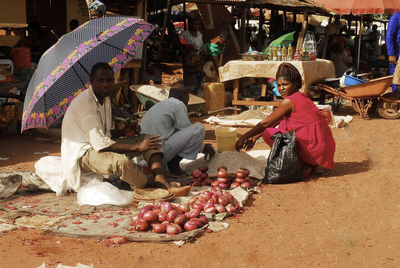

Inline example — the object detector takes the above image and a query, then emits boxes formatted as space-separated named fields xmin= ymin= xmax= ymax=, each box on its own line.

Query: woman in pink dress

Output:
xmin=235 ymin=63 xmax=335 ymax=173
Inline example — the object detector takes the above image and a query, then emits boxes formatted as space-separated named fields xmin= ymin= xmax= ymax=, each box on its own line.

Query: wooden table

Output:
xmin=0 ymin=76 xmax=26 ymax=101
xmin=218 ymin=59 xmax=336 ymax=107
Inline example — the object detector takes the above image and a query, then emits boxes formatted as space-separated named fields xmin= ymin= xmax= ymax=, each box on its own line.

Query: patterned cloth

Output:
xmin=88 ymin=1 xmax=107 ymax=14
xmin=330 ymin=51 xmax=352 ymax=78
xmin=386 ymin=11 xmax=400 ymax=91
xmin=394 ymin=57 xmax=400 ymax=85
xmin=179 ymin=30 xmax=204 ymax=88
xmin=204 ymin=42 xmax=225 ymax=57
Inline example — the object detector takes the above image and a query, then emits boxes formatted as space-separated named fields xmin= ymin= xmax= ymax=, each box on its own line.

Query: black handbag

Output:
xmin=263 ymin=131 xmax=303 ymax=184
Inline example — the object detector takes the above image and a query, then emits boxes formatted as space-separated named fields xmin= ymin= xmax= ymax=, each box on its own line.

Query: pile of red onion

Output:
xmin=190 ymin=166 xmax=212 ymax=186
xmin=230 ymin=168 xmax=256 ymax=189
xmin=188 ymin=187 xmax=240 ymax=214
xmin=131 ymin=201 xmax=209 ymax=236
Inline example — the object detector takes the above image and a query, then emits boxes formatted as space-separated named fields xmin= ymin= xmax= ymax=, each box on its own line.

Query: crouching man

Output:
xmin=61 ymin=62 xmax=191 ymax=197
xmin=141 ymin=84 xmax=215 ymax=175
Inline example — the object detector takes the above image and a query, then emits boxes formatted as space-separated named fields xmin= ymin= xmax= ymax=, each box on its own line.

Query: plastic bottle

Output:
xmin=302 ymin=31 xmax=316 ymax=55
xmin=272 ymin=45 xmax=278 ymax=61
xmin=287 ymin=44 xmax=293 ymax=61
xmin=302 ymin=47 xmax=307 ymax=61
xmin=269 ymin=46 xmax=273 ymax=61
xmin=282 ymin=45 xmax=287 ymax=61
xmin=277 ymin=45 xmax=282 ymax=61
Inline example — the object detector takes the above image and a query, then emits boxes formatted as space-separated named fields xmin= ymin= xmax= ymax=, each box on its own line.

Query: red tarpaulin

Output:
xmin=313 ymin=0 xmax=400 ymax=14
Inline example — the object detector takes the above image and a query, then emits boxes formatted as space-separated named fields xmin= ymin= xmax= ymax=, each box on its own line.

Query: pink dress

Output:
xmin=263 ymin=92 xmax=335 ymax=169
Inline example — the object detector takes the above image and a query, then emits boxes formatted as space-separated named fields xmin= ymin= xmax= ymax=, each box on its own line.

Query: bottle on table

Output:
xmin=287 ymin=44 xmax=293 ymax=61
xmin=277 ymin=45 xmax=282 ymax=61
xmin=282 ymin=45 xmax=287 ymax=61
xmin=272 ymin=45 xmax=278 ymax=61
xmin=269 ymin=46 xmax=273 ymax=61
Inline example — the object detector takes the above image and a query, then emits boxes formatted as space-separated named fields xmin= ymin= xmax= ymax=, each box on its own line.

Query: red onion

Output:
xmin=243 ymin=176 xmax=250 ymax=181
xmin=215 ymin=204 xmax=226 ymax=213
xmin=152 ymin=201 xmax=161 ymax=210
xmin=135 ymin=218 xmax=149 ymax=231
xmin=235 ymin=170 xmax=244 ymax=178
xmin=240 ymin=168 xmax=250 ymax=177
xmin=187 ymin=208 xmax=201 ymax=219
xmin=225 ymin=204 xmax=236 ymax=213
xmin=217 ymin=166 xmax=227 ymax=171
xmin=217 ymin=169 xmax=228 ymax=178
xmin=218 ymin=182 xmax=230 ymax=189
xmin=174 ymin=214 xmax=188 ymax=226
xmin=188 ymin=197 xmax=198 ymax=206
xmin=158 ymin=212 xmax=167 ymax=222
xmin=217 ymin=177 xmax=229 ymax=183
xmin=139 ymin=205 xmax=153 ymax=217
xmin=247 ymin=179 xmax=256 ymax=187
xmin=198 ymin=166 xmax=209 ymax=173
xmin=199 ymin=215 xmax=209 ymax=225
xmin=152 ymin=223 xmax=166 ymax=233
xmin=204 ymin=207 xmax=217 ymax=213
xmin=166 ymin=223 xmax=182 ymax=236
xmin=184 ymin=221 xmax=198 ymax=231
xmin=233 ymin=203 xmax=240 ymax=211
xmin=210 ymin=193 xmax=219 ymax=204
xmin=161 ymin=221 xmax=169 ymax=227
xmin=211 ymin=181 xmax=220 ymax=187
xmin=143 ymin=211 xmax=158 ymax=223
xmin=230 ymin=182 xmax=240 ymax=189
xmin=199 ymin=191 xmax=212 ymax=202
xmin=218 ymin=196 xmax=230 ymax=206
xmin=223 ymin=193 xmax=234 ymax=203
xmin=204 ymin=178 xmax=213 ymax=185
xmin=167 ymin=210 xmax=179 ymax=223
xmin=189 ymin=218 xmax=203 ymax=228
xmin=211 ymin=187 xmax=222 ymax=194
xmin=200 ymin=173 xmax=209 ymax=180
xmin=191 ymin=178 xmax=199 ymax=183
xmin=192 ymin=181 xmax=202 ymax=186
xmin=201 ymin=181 xmax=208 ymax=186
xmin=235 ymin=177 xmax=246 ymax=184
xmin=131 ymin=213 xmax=140 ymax=224
xmin=191 ymin=169 xmax=203 ymax=178
xmin=177 ymin=203 xmax=190 ymax=213
xmin=192 ymin=203 xmax=204 ymax=211
xmin=204 ymin=203 xmax=215 ymax=210
xmin=241 ymin=182 xmax=251 ymax=188
xmin=161 ymin=202 xmax=173 ymax=214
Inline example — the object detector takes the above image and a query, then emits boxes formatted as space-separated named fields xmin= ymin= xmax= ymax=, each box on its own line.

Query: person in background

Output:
xmin=386 ymin=11 xmax=400 ymax=92
xmin=203 ymin=28 xmax=230 ymax=74
xmin=13 ymin=21 xmax=46 ymax=63
xmin=141 ymin=84 xmax=215 ymax=175
xmin=69 ymin=19 xmax=80 ymax=32
xmin=330 ymin=43 xmax=353 ymax=77
xmin=175 ymin=17 xmax=204 ymax=94
xmin=88 ymin=1 xmax=107 ymax=20
xmin=61 ymin=62 xmax=191 ymax=197
xmin=235 ymin=63 xmax=335 ymax=176
xmin=368 ymin=25 xmax=381 ymax=57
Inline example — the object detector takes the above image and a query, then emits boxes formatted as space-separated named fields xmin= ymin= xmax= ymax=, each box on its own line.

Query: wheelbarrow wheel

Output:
xmin=352 ymin=99 xmax=378 ymax=115
xmin=377 ymin=93 xmax=400 ymax=119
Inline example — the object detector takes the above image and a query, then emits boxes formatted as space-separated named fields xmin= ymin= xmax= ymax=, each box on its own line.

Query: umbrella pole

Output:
xmin=357 ymin=15 xmax=363 ymax=70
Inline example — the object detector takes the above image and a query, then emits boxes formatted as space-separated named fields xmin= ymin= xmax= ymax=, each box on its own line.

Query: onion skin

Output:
xmin=152 ymin=223 xmax=166 ymax=233
xmin=217 ymin=169 xmax=228 ymax=178
xmin=139 ymin=205 xmax=153 ymax=217
xmin=201 ymin=173 xmax=209 ymax=180
xmin=211 ymin=181 xmax=220 ymax=187
xmin=225 ymin=204 xmax=236 ymax=213
xmin=167 ymin=210 xmax=179 ymax=223
xmin=188 ymin=197 xmax=198 ymax=206
xmin=199 ymin=215 xmax=209 ymax=225
xmin=184 ymin=221 xmax=198 ymax=231
xmin=166 ymin=223 xmax=182 ymax=236
xmin=190 ymin=218 xmax=203 ymax=228
xmin=161 ymin=202 xmax=173 ymax=214
xmin=218 ymin=182 xmax=230 ymax=189
xmin=135 ymin=218 xmax=149 ymax=231
xmin=215 ymin=204 xmax=226 ymax=213
xmin=204 ymin=207 xmax=217 ymax=213
xmin=211 ymin=187 xmax=222 ymax=194
xmin=187 ymin=208 xmax=201 ymax=219
xmin=230 ymin=182 xmax=240 ymax=189
xmin=131 ymin=213 xmax=140 ymax=224
xmin=217 ymin=177 xmax=229 ymax=183
xmin=217 ymin=166 xmax=228 ymax=172
xmin=218 ymin=196 xmax=230 ymax=207
xmin=235 ymin=177 xmax=246 ymax=184
xmin=158 ymin=212 xmax=167 ymax=222
xmin=235 ymin=171 xmax=244 ymax=178
xmin=177 ymin=203 xmax=191 ymax=213
xmin=241 ymin=182 xmax=251 ymax=188
xmin=143 ymin=211 xmax=158 ymax=223
xmin=174 ymin=214 xmax=188 ymax=226
xmin=204 ymin=203 xmax=215 ymax=210
xmin=198 ymin=166 xmax=209 ymax=173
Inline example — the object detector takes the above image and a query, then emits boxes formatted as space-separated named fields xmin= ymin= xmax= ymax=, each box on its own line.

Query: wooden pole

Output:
xmin=157 ymin=0 xmax=171 ymax=62
xmin=296 ymin=11 xmax=308 ymax=52
xmin=257 ymin=7 xmax=265 ymax=51
xmin=240 ymin=6 xmax=247 ymax=53
xmin=357 ymin=14 xmax=363 ymax=70
xmin=321 ymin=16 xmax=332 ymax=59
xmin=183 ymin=2 xmax=186 ymax=30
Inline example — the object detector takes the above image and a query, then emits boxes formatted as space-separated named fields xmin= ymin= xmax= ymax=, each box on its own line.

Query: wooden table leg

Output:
xmin=233 ymin=79 xmax=239 ymax=113
xmin=261 ymin=78 xmax=267 ymax=97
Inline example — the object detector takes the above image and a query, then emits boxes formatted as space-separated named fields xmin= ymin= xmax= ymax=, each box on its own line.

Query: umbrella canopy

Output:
xmin=265 ymin=32 xmax=295 ymax=54
xmin=22 ymin=17 xmax=155 ymax=131
xmin=313 ymin=0 xmax=400 ymax=14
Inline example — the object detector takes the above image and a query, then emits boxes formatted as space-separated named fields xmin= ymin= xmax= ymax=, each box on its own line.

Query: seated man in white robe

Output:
xmin=141 ymin=84 xmax=215 ymax=175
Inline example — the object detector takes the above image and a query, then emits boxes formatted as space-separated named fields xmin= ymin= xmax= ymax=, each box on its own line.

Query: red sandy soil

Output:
xmin=1 ymin=104 xmax=400 ymax=267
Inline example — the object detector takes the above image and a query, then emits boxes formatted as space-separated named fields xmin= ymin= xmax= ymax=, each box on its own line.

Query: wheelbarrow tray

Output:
xmin=343 ymin=76 xmax=393 ymax=98
xmin=130 ymin=85 xmax=206 ymax=113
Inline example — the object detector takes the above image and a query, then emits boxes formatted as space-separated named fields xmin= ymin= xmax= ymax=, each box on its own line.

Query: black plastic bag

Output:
xmin=263 ymin=131 xmax=303 ymax=184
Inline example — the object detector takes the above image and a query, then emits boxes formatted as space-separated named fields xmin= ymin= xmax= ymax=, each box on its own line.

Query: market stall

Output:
xmin=218 ymin=59 xmax=336 ymax=107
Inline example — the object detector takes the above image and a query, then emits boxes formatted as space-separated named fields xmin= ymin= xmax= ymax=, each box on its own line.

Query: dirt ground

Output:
xmin=1 ymin=105 xmax=400 ymax=268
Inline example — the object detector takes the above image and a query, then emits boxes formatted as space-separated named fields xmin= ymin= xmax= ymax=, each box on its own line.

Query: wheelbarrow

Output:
xmin=316 ymin=75 xmax=400 ymax=119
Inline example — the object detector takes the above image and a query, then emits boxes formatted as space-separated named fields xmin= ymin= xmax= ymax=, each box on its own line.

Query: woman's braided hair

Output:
xmin=276 ymin=63 xmax=302 ymax=90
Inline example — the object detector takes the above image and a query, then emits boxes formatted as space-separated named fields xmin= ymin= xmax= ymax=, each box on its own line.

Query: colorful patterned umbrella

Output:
xmin=22 ymin=17 xmax=155 ymax=131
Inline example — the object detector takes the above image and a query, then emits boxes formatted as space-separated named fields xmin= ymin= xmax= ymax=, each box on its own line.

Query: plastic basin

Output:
xmin=344 ymin=75 xmax=366 ymax=86
xmin=215 ymin=127 xmax=237 ymax=152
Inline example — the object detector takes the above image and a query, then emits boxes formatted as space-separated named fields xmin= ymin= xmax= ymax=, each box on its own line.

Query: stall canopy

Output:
xmin=312 ymin=0 xmax=400 ymax=14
